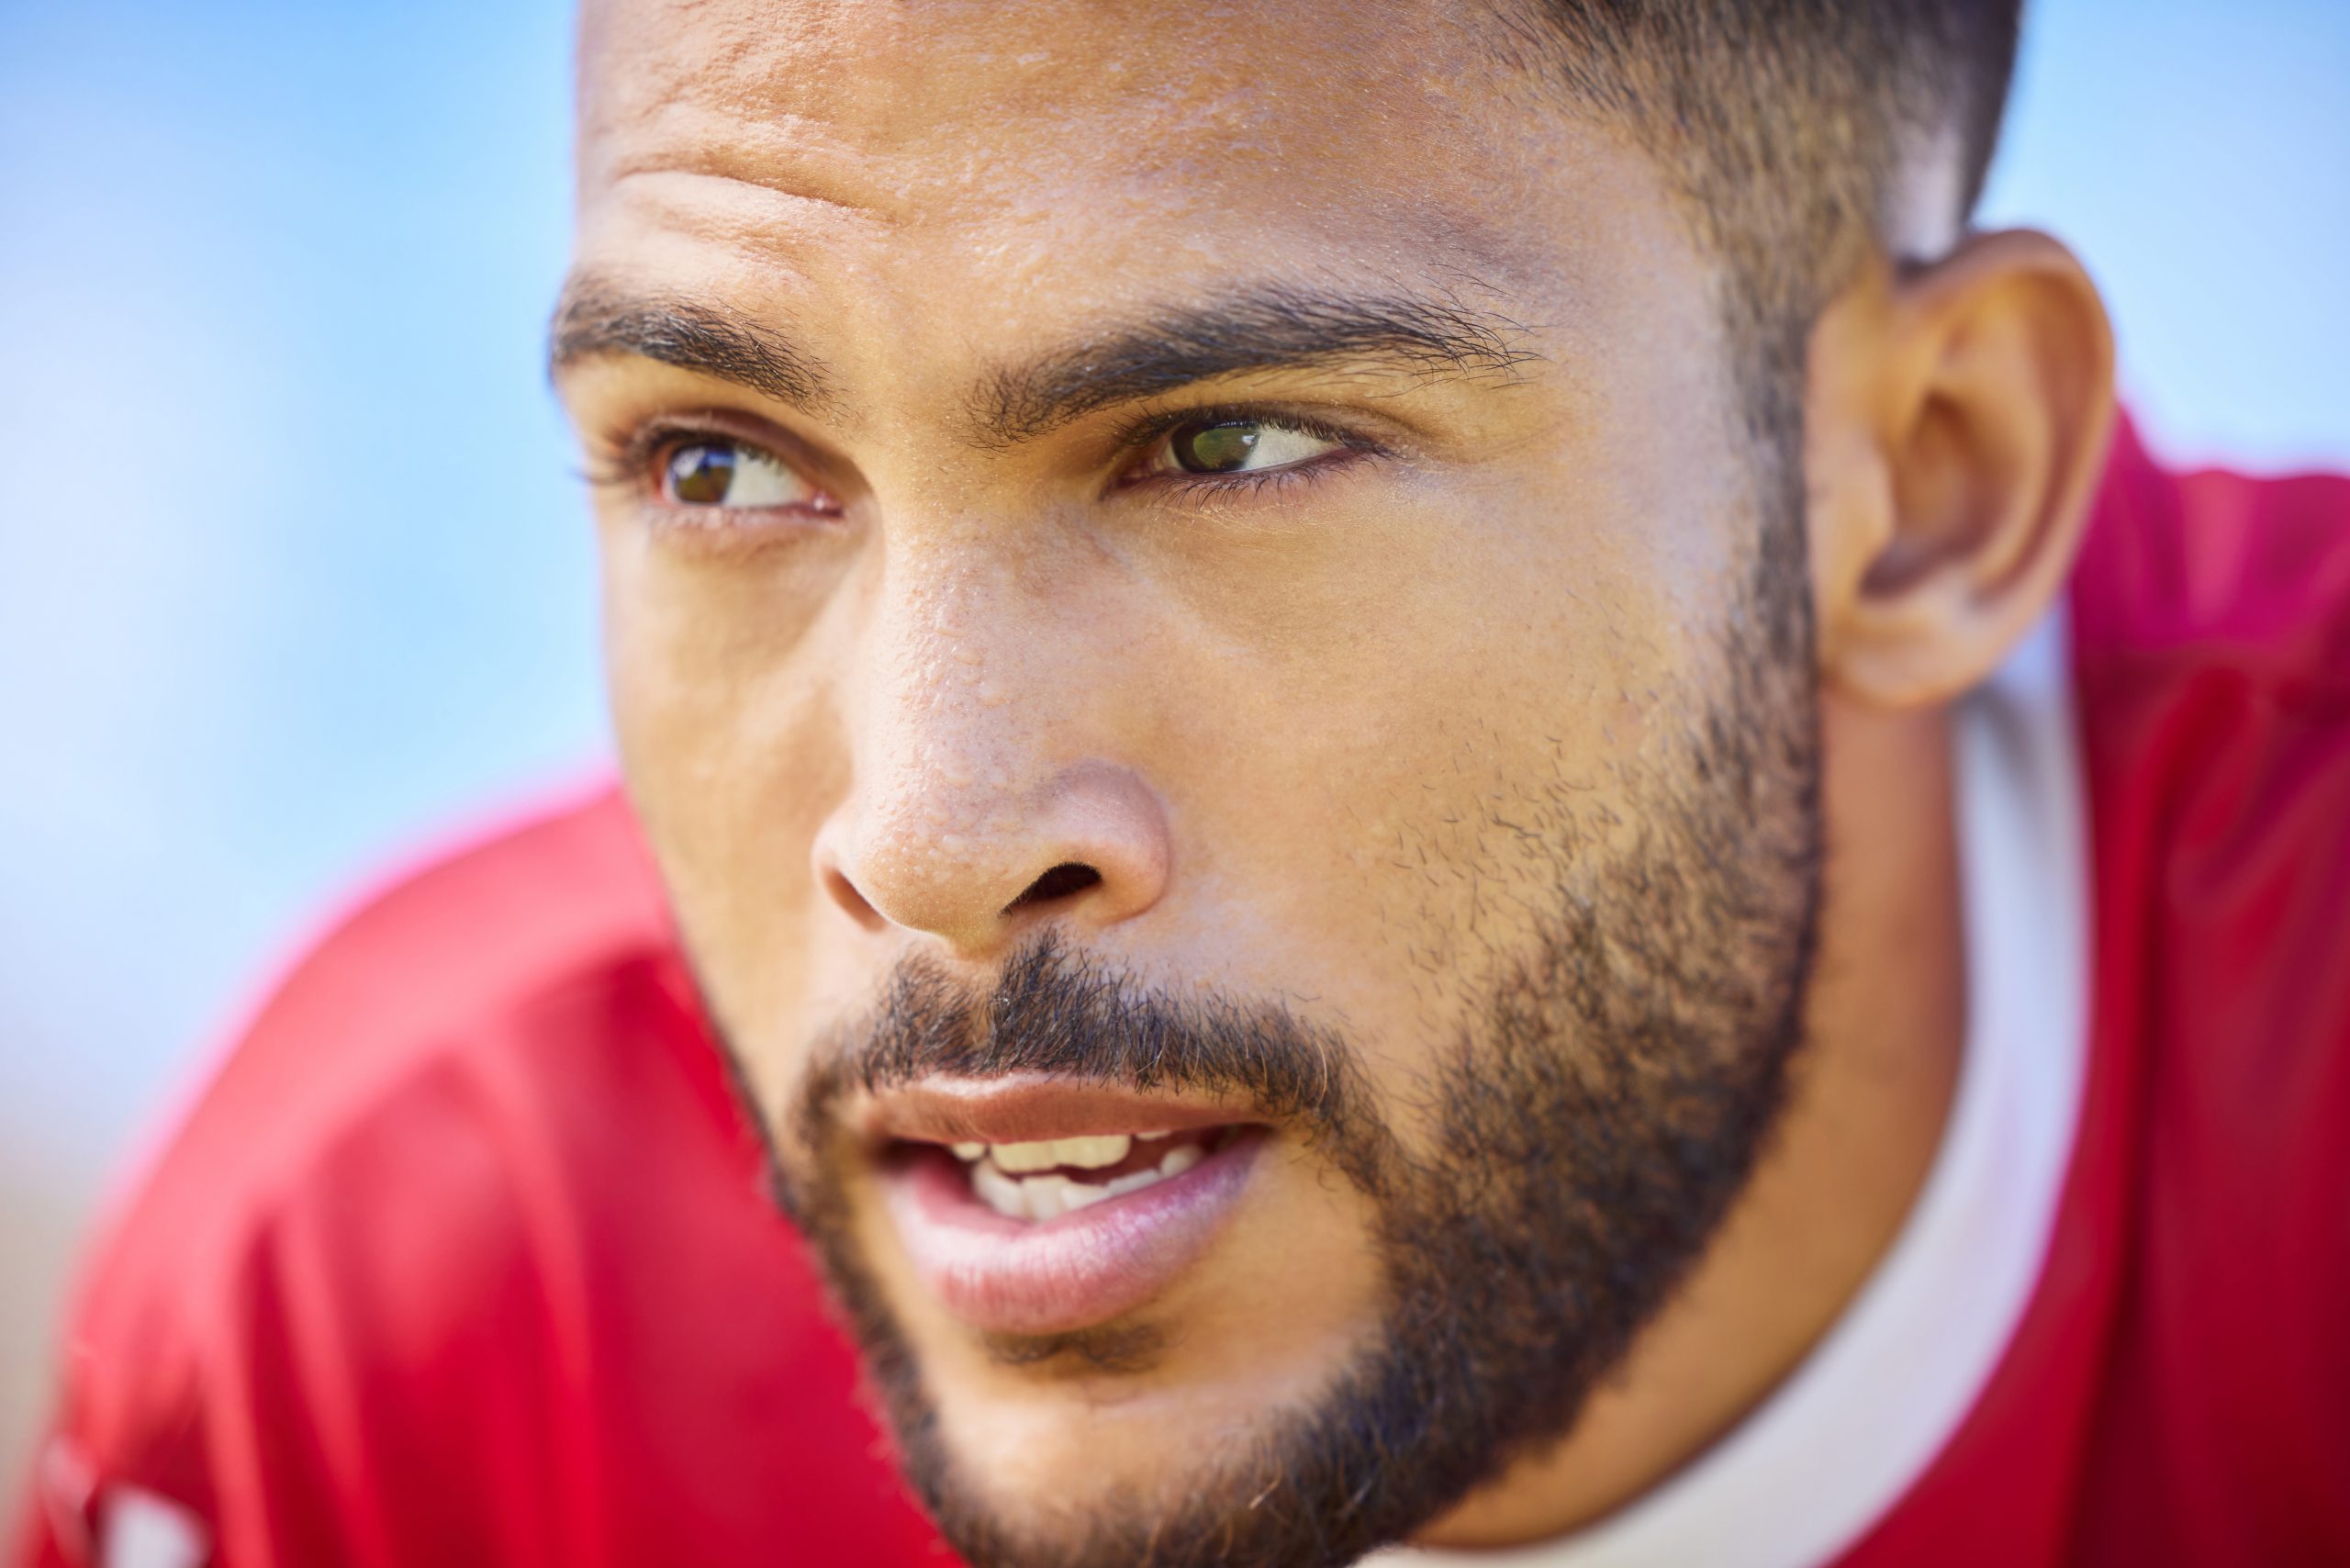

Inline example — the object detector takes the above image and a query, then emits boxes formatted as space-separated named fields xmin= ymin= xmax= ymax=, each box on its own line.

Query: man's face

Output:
xmin=560 ymin=2 xmax=1820 ymax=1562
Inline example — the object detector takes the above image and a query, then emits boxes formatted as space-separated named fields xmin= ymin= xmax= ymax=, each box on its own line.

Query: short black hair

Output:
xmin=1506 ymin=0 xmax=2024 ymax=436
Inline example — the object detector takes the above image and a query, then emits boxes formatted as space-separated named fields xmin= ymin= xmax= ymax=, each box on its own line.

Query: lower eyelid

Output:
xmin=1146 ymin=449 xmax=1367 ymax=500
xmin=635 ymin=504 xmax=848 ymax=560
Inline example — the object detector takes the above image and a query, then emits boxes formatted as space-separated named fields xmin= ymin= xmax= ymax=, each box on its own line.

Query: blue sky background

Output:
xmin=1 ymin=0 xmax=2344 ymax=1480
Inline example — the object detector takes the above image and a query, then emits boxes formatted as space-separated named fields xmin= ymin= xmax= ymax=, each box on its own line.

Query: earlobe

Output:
xmin=1808 ymin=230 xmax=2116 ymax=709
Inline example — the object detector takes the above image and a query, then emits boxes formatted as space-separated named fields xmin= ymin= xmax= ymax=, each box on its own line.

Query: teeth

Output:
xmin=1104 ymin=1168 xmax=1163 ymax=1199
xmin=989 ymin=1140 xmax=1058 ymax=1173
xmin=1054 ymin=1134 xmax=1133 ymax=1169
xmin=1059 ymin=1178 xmax=1114 ymax=1214
xmin=962 ymin=1134 xmax=1218 ymax=1223
xmin=989 ymin=1135 xmax=1132 ymax=1173
xmin=1024 ymin=1174 xmax=1072 ymax=1222
xmin=950 ymin=1142 xmax=986 ymax=1161
xmin=972 ymin=1159 xmax=1028 ymax=1220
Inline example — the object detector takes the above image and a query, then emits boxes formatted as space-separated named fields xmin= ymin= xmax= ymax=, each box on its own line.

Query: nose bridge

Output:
xmin=865 ymin=540 xmax=1028 ymax=820
xmin=818 ymin=539 xmax=1169 ymax=956
xmin=859 ymin=563 xmax=1032 ymax=897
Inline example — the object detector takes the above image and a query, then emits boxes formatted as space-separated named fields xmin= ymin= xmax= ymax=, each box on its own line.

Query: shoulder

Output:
xmin=2066 ymin=420 xmax=2350 ymax=1028
xmin=97 ymin=779 xmax=689 ymax=1260
xmin=2064 ymin=424 xmax=2350 ymax=1557
xmin=2067 ymin=424 xmax=2350 ymax=1031
xmin=2071 ymin=418 xmax=2350 ymax=697
xmin=2067 ymin=420 xmax=2350 ymax=986
xmin=26 ymin=785 xmax=945 ymax=1562
xmin=226 ymin=778 xmax=678 ymax=1070
xmin=49 ymin=784 xmax=711 ymax=1463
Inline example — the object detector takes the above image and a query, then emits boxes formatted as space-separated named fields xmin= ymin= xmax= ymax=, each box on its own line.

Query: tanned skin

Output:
xmin=553 ymin=0 xmax=2112 ymax=1553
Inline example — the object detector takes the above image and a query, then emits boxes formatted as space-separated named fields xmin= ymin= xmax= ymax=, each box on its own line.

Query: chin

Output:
xmin=823 ymin=1113 xmax=1390 ymax=1545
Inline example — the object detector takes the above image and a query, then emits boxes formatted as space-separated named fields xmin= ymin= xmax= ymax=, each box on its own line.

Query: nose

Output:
xmin=813 ymin=758 xmax=1172 ymax=960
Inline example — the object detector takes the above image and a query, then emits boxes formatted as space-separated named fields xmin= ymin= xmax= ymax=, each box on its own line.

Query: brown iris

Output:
xmin=666 ymin=441 xmax=736 ymax=504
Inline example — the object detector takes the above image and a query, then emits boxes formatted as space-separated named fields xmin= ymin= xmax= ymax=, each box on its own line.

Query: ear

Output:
xmin=1803 ymin=230 xmax=2116 ymax=708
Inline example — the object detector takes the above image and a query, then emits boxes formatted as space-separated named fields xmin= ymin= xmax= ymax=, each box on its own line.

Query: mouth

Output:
xmin=867 ymin=1078 xmax=1268 ymax=1338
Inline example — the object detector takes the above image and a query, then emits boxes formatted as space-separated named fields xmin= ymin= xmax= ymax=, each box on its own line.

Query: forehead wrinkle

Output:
xmin=965 ymin=280 xmax=1547 ymax=452
xmin=592 ymin=93 xmax=903 ymax=229
xmin=576 ymin=1 xmax=1559 ymax=247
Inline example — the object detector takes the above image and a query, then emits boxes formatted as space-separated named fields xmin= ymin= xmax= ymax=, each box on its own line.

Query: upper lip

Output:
xmin=858 ymin=1073 xmax=1259 ymax=1151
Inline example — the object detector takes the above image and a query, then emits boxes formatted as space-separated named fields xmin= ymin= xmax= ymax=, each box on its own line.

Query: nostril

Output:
xmin=1002 ymin=861 xmax=1102 ymax=914
xmin=824 ymin=865 xmax=887 ymax=932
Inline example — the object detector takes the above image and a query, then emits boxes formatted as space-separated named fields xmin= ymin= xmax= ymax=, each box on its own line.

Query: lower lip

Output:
xmin=878 ymin=1134 xmax=1263 ymax=1338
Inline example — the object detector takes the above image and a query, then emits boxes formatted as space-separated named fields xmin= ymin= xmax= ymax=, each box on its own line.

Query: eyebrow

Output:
xmin=548 ymin=274 xmax=1539 ymax=444
xmin=968 ymin=283 xmax=1541 ymax=448
xmin=548 ymin=278 xmax=831 ymax=415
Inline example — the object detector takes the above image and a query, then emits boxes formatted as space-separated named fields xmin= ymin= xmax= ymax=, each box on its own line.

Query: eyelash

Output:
xmin=581 ymin=404 xmax=1382 ymax=513
xmin=575 ymin=420 xmax=837 ymax=551
xmin=1112 ymin=403 xmax=1381 ymax=503
xmin=580 ymin=423 xmax=759 ymax=498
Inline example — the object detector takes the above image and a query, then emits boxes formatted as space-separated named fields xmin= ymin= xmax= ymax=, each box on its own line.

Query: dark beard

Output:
xmin=748 ymin=561 xmax=1821 ymax=1567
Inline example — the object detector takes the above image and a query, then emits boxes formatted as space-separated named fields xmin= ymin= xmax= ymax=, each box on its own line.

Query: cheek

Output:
xmin=600 ymin=526 xmax=856 ymax=1092
xmin=1149 ymin=471 xmax=1712 ymax=1077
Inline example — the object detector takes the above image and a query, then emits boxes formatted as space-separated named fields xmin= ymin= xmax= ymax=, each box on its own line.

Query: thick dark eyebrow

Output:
xmin=547 ymin=277 xmax=832 ymax=415
xmin=967 ymin=283 xmax=1540 ymax=449
xmin=548 ymin=275 xmax=1539 ymax=443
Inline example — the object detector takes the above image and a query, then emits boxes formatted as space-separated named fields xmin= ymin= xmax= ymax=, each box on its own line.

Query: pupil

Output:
xmin=668 ymin=442 xmax=735 ymax=504
xmin=1176 ymin=422 xmax=1259 ymax=474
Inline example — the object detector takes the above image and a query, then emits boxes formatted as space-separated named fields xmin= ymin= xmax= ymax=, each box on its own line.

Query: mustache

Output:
xmin=794 ymin=929 xmax=1391 ymax=1193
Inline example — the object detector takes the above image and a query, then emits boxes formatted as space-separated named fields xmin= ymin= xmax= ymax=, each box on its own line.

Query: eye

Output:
xmin=1147 ymin=417 xmax=1347 ymax=477
xmin=659 ymin=438 xmax=821 ymax=510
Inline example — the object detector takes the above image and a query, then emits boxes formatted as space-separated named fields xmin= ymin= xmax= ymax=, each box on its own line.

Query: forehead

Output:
xmin=582 ymin=0 xmax=1523 ymax=207
xmin=573 ymin=0 xmax=1646 ymax=348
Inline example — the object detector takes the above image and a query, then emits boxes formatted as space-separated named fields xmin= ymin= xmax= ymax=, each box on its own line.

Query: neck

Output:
xmin=1416 ymin=692 xmax=1967 ymax=1548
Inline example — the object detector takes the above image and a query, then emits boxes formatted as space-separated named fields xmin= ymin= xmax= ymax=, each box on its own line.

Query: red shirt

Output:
xmin=14 ymin=422 xmax=2350 ymax=1567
